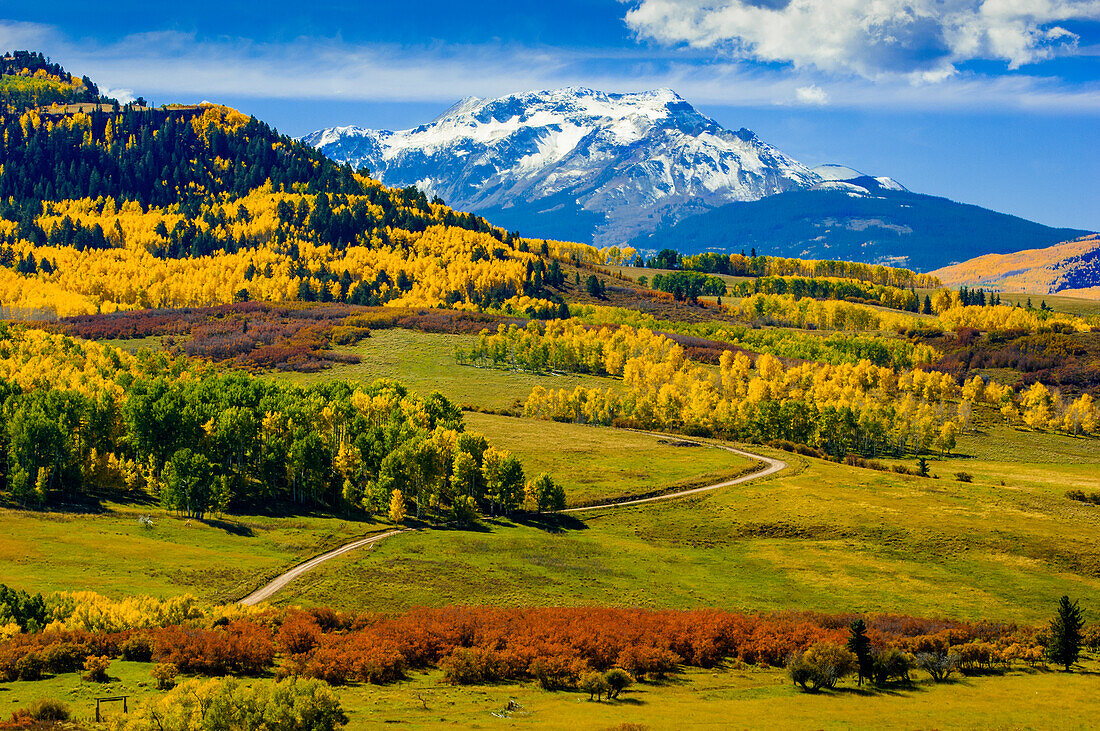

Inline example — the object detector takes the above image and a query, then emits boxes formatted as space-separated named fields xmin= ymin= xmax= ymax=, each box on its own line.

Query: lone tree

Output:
xmin=1047 ymin=595 xmax=1085 ymax=671
xmin=161 ymin=448 xmax=215 ymax=519
xmin=847 ymin=619 xmax=872 ymax=686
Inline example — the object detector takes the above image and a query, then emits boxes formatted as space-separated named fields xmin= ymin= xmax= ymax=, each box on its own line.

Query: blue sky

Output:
xmin=2 ymin=1 xmax=1098 ymax=229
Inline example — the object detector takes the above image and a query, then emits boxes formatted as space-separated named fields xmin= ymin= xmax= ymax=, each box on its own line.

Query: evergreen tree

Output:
xmin=847 ymin=619 xmax=872 ymax=686
xmin=1047 ymin=595 xmax=1085 ymax=671
xmin=923 ymin=295 xmax=932 ymax=315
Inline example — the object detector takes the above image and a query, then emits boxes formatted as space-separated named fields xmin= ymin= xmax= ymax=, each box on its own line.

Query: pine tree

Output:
xmin=1047 ymin=595 xmax=1084 ymax=671
xmin=847 ymin=619 xmax=872 ymax=685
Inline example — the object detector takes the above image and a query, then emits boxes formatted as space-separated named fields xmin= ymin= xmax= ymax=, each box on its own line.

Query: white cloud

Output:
xmin=2 ymin=19 xmax=1097 ymax=115
xmin=795 ymin=84 xmax=828 ymax=104
xmin=624 ymin=0 xmax=1100 ymax=78
xmin=100 ymin=87 xmax=135 ymax=104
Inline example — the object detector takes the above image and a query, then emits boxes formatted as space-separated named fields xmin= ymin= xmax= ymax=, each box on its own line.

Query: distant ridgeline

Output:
xmin=0 ymin=52 xmax=588 ymax=319
xmin=632 ymin=187 xmax=1091 ymax=273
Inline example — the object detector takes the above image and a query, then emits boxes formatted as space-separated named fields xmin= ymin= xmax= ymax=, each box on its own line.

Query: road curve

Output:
xmin=563 ymin=435 xmax=786 ymax=513
xmin=238 ymin=437 xmax=786 ymax=604
xmin=239 ymin=529 xmax=407 ymax=606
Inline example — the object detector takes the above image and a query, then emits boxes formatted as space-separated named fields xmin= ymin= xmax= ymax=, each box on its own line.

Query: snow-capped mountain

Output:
xmin=302 ymin=87 xmax=820 ymax=247
xmin=810 ymin=164 xmax=907 ymax=194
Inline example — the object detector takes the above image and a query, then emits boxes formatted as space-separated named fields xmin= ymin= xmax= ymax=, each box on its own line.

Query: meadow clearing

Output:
xmin=3 ymin=657 xmax=1098 ymax=729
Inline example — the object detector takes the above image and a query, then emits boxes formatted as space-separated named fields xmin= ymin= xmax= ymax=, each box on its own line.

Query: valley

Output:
xmin=0 ymin=48 xmax=1097 ymax=731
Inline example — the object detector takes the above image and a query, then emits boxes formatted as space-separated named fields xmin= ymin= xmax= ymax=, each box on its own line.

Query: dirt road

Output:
xmin=238 ymin=438 xmax=786 ymax=604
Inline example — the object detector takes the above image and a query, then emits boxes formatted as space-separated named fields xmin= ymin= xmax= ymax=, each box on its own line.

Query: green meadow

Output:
xmin=4 ymin=658 xmax=1098 ymax=730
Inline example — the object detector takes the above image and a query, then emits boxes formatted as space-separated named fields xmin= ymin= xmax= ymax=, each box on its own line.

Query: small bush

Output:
xmin=39 ymin=642 xmax=83 ymax=674
xmin=916 ymin=651 xmax=957 ymax=682
xmin=441 ymin=647 xmax=501 ymax=685
xmin=277 ymin=612 xmax=321 ymax=656
xmin=81 ymin=654 xmax=111 ymax=682
xmin=529 ymin=655 xmax=580 ymax=691
xmin=603 ymin=668 xmax=634 ymax=698
xmin=580 ymin=671 xmax=611 ymax=701
xmin=954 ymin=472 xmax=973 ymax=483
xmin=1084 ymin=624 xmax=1100 ymax=652
xmin=871 ymin=647 xmax=913 ymax=685
xmin=14 ymin=652 xmax=44 ymax=681
xmin=25 ymin=699 xmax=70 ymax=722
xmin=121 ymin=634 xmax=155 ymax=662
xmin=151 ymin=662 xmax=179 ymax=690
xmin=787 ymin=642 xmax=857 ymax=692
xmin=1066 ymin=490 xmax=1100 ymax=505
xmin=615 ymin=645 xmax=679 ymax=679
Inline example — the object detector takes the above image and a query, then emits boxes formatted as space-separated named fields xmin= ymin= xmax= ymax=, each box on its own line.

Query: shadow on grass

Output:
xmin=199 ymin=517 xmax=255 ymax=537
xmin=513 ymin=512 xmax=589 ymax=534
xmin=639 ymin=674 xmax=691 ymax=688
xmin=426 ymin=519 xmax=493 ymax=534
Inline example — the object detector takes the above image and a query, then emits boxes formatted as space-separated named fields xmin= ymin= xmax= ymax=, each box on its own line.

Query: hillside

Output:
xmin=631 ymin=186 xmax=1091 ymax=272
xmin=0 ymin=56 xmax=573 ymax=322
xmin=2 ymin=52 xmax=1100 ymax=729
xmin=303 ymin=87 xmax=818 ymax=247
xmin=932 ymin=234 xmax=1100 ymax=298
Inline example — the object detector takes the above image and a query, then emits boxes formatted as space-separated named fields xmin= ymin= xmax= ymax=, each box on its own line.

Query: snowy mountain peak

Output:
xmin=302 ymin=88 xmax=820 ymax=246
xmin=811 ymin=164 xmax=908 ymax=195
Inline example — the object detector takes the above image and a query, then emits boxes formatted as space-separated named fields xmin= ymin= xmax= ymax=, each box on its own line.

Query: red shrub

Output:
xmin=277 ymin=611 xmax=321 ymax=656
xmin=150 ymin=621 xmax=273 ymax=675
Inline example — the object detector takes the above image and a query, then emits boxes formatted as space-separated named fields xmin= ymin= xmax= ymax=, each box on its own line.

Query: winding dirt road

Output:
xmin=239 ymin=529 xmax=407 ymax=606
xmin=563 ymin=435 xmax=786 ymax=513
xmin=238 ymin=437 xmax=786 ymax=605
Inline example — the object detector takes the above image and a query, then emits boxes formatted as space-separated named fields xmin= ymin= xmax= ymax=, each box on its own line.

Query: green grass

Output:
xmin=270 ymin=328 xmax=621 ymax=412
xmin=997 ymin=291 xmax=1100 ymax=318
xmin=0 ymin=420 xmax=754 ymax=600
xmin=883 ymin=406 xmax=1100 ymax=496
xmin=464 ymin=413 xmax=752 ymax=506
xmin=5 ymin=660 xmax=1099 ymax=730
xmin=0 ymin=504 xmax=391 ymax=603
xmin=278 ymin=439 xmax=1100 ymax=624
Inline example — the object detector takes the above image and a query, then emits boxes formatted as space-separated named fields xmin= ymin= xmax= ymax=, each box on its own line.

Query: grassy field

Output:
xmin=997 ymin=291 xmax=1100 ymax=318
xmin=271 ymin=328 xmax=621 ymax=412
xmin=883 ymin=407 xmax=1100 ymax=495
xmin=4 ymin=659 xmax=1099 ymax=730
xmin=0 ymin=505 xmax=391 ymax=604
xmin=464 ymin=413 xmax=753 ymax=506
xmin=0 ymin=421 xmax=756 ymax=600
xmin=277 ymin=439 xmax=1100 ymax=624
xmin=608 ymin=263 xmax=754 ymax=291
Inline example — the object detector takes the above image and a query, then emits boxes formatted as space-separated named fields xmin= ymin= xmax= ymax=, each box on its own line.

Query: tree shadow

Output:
xmin=512 ymin=512 xmax=589 ymax=534
xmin=427 ymin=519 xmax=493 ymax=534
xmin=637 ymin=674 xmax=690 ymax=688
xmin=198 ymin=517 xmax=255 ymax=537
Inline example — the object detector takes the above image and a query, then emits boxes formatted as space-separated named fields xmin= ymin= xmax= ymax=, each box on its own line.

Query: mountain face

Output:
xmin=631 ymin=181 xmax=1091 ymax=272
xmin=302 ymin=88 xmax=818 ymax=247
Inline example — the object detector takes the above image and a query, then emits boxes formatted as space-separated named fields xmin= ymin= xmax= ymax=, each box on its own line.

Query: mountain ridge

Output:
xmin=302 ymin=87 xmax=819 ymax=247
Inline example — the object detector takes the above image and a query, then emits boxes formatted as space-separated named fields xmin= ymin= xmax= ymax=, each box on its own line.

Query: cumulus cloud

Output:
xmin=624 ymin=0 xmax=1100 ymax=78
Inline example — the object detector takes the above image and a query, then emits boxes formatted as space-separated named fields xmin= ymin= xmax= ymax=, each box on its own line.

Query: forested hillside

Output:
xmin=933 ymin=235 xmax=1100 ymax=299
xmin=632 ymin=187 xmax=1091 ymax=272
xmin=0 ymin=54 xmax=595 ymax=321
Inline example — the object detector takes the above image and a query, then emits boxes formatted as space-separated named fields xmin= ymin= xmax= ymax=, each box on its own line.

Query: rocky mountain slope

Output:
xmin=303 ymin=87 xmax=819 ymax=247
